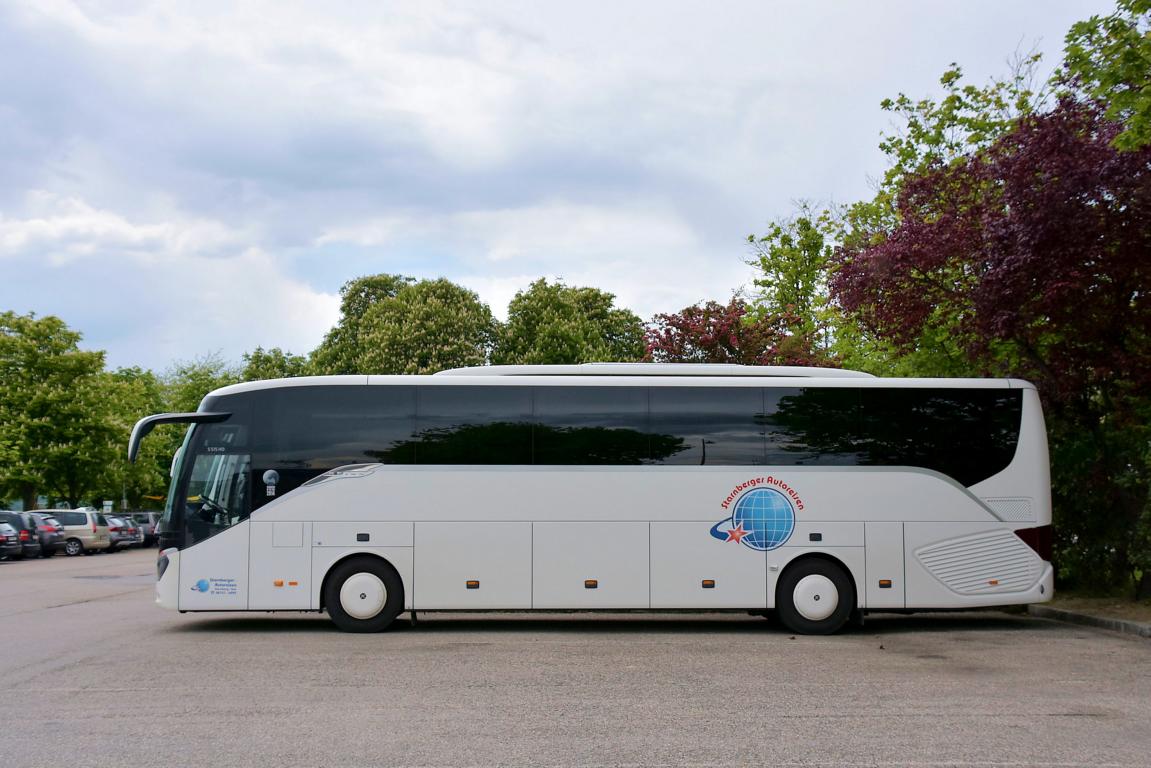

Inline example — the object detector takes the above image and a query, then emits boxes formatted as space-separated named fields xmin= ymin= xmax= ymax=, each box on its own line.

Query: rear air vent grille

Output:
xmin=916 ymin=530 xmax=1041 ymax=595
xmin=982 ymin=497 xmax=1035 ymax=522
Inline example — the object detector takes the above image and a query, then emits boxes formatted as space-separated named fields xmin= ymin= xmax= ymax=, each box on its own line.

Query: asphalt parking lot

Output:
xmin=2 ymin=548 xmax=1150 ymax=768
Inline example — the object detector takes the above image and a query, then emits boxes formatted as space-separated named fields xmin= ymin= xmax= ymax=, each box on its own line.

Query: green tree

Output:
xmin=131 ymin=354 xmax=245 ymax=492
xmin=746 ymin=207 xmax=840 ymax=356
xmin=95 ymin=367 xmax=169 ymax=510
xmin=242 ymin=347 xmax=309 ymax=381
xmin=163 ymin=353 xmax=242 ymax=413
xmin=492 ymin=279 xmax=644 ymax=365
xmin=1064 ymin=0 xmax=1151 ymax=150
xmin=357 ymin=278 xmax=497 ymax=374
xmin=310 ymin=274 xmax=414 ymax=374
xmin=837 ymin=55 xmax=1053 ymax=256
xmin=0 ymin=312 xmax=105 ymax=509
xmin=42 ymin=372 xmax=121 ymax=508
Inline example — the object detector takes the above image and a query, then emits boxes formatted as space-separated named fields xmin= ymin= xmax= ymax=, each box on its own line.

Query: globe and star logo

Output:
xmin=710 ymin=483 xmax=798 ymax=551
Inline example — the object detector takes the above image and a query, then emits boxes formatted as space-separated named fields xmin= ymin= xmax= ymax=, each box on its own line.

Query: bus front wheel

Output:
xmin=323 ymin=557 xmax=404 ymax=633
xmin=776 ymin=558 xmax=854 ymax=635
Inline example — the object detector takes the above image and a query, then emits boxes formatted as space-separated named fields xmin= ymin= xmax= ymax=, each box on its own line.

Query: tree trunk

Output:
xmin=1137 ymin=571 xmax=1151 ymax=602
xmin=20 ymin=485 xmax=37 ymax=511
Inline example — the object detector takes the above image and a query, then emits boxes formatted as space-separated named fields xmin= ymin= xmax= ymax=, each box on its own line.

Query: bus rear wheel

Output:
xmin=324 ymin=557 xmax=404 ymax=633
xmin=776 ymin=558 xmax=854 ymax=635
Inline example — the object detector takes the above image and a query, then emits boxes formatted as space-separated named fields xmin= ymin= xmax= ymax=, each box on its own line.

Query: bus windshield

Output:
xmin=166 ymin=421 xmax=252 ymax=547
xmin=183 ymin=451 xmax=250 ymax=545
xmin=161 ymin=427 xmax=194 ymax=530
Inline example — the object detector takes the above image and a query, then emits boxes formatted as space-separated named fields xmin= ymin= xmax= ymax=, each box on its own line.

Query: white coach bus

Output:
xmin=129 ymin=363 xmax=1053 ymax=635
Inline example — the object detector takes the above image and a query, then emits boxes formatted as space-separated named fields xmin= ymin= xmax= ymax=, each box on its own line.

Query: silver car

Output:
xmin=44 ymin=508 xmax=112 ymax=555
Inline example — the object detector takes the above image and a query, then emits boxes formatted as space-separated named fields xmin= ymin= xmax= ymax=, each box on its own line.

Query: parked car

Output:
xmin=44 ymin=508 xmax=111 ymax=556
xmin=131 ymin=512 xmax=161 ymax=546
xmin=121 ymin=517 xmax=142 ymax=547
xmin=105 ymin=516 xmax=135 ymax=552
xmin=0 ymin=522 xmax=22 ymax=560
xmin=29 ymin=513 xmax=66 ymax=557
xmin=0 ymin=511 xmax=43 ymax=559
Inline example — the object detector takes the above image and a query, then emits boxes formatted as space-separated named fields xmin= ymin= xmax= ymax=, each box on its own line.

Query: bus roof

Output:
xmin=203 ymin=370 xmax=1036 ymax=401
xmin=435 ymin=363 xmax=875 ymax=378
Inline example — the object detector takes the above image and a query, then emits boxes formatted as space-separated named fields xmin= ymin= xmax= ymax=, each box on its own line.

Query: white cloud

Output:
xmin=0 ymin=0 xmax=1112 ymax=369
xmin=142 ymin=246 xmax=341 ymax=367
xmin=0 ymin=191 xmax=236 ymax=265
xmin=318 ymin=199 xmax=753 ymax=322
xmin=0 ymin=191 xmax=338 ymax=367
xmin=317 ymin=199 xmax=698 ymax=260
xmin=453 ymin=202 xmax=698 ymax=264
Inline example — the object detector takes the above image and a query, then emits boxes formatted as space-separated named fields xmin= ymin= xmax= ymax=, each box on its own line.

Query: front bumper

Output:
xmin=156 ymin=548 xmax=180 ymax=610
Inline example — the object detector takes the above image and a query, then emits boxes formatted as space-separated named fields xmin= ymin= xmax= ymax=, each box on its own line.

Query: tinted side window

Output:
xmin=56 ymin=512 xmax=85 ymax=526
xmin=254 ymin=386 xmax=417 ymax=469
xmin=766 ymin=388 xmax=864 ymax=465
xmin=858 ymin=389 xmax=1022 ymax=486
xmin=412 ymin=386 xmax=533 ymax=464
xmin=648 ymin=387 xmax=764 ymax=465
xmin=534 ymin=387 xmax=650 ymax=464
xmin=247 ymin=386 xmax=415 ymax=510
xmin=7 ymin=513 xmax=30 ymax=530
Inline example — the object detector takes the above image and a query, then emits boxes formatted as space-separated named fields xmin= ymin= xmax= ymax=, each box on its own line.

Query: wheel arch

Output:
xmin=318 ymin=552 xmax=405 ymax=612
xmin=774 ymin=551 xmax=861 ymax=610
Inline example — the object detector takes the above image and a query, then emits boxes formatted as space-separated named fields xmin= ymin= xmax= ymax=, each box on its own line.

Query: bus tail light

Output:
xmin=1014 ymin=525 xmax=1053 ymax=562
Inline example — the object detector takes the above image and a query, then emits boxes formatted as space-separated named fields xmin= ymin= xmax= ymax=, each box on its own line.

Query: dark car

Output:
xmin=0 ymin=522 xmax=22 ymax=560
xmin=0 ymin=512 xmax=43 ymax=559
xmin=30 ymin=513 xmax=66 ymax=557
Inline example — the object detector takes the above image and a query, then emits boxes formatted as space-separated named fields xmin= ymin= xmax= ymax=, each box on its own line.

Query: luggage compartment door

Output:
xmin=414 ymin=522 xmax=532 ymax=609
xmin=532 ymin=522 xmax=649 ymax=609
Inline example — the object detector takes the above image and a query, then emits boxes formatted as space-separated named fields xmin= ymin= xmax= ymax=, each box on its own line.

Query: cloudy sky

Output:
xmin=0 ymin=0 xmax=1110 ymax=371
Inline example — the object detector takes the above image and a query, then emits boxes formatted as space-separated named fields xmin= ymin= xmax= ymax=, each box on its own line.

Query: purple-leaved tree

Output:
xmin=832 ymin=100 xmax=1151 ymax=594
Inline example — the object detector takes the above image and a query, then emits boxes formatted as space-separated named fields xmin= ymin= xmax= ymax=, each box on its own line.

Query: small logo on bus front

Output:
xmin=710 ymin=481 xmax=798 ymax=551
